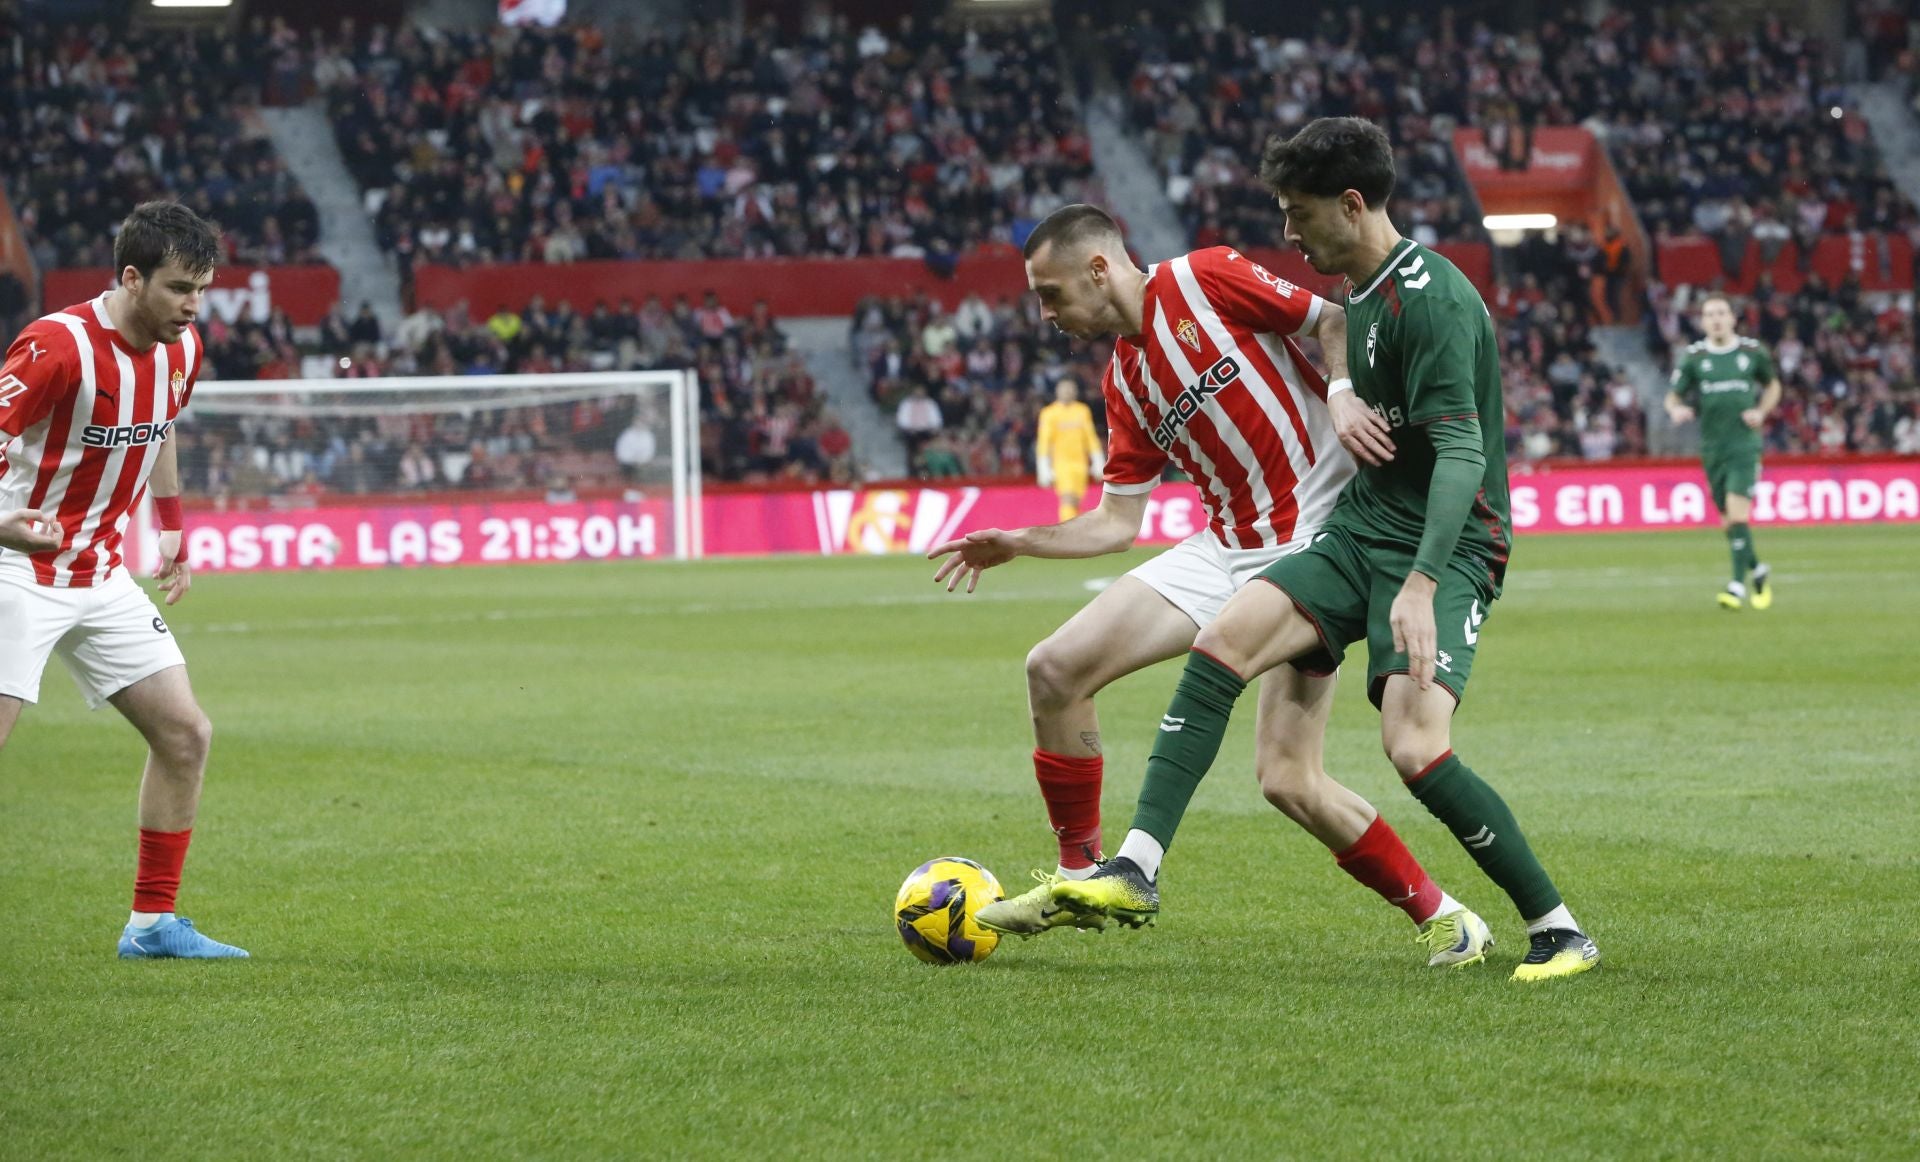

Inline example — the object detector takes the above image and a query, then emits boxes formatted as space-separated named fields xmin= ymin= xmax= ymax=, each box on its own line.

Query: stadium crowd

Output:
xmin=307 ymin=14 xmax=1094 ymax=281
xmin=0 ymin=18 xmax=322 ymax=270
xmin=1112 ymin=9 xmax=1486 ymax=251
xmin=1113 ymin=5 xmax=1914 ymax=261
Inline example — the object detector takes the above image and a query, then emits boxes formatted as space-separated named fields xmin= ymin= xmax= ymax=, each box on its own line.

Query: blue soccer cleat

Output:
xmin=117 ymin=916 xmax=250 ymax=960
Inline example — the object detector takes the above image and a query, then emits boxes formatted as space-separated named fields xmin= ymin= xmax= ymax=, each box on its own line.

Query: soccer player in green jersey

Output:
xmin=1050 ymin=118 xmax=1599 ymax=982
xmin=1663 ymin=294 xmax=1781 ymax=610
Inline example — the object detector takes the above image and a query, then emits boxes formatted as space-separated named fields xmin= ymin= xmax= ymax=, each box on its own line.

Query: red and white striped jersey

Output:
xmin=1101 ymin=247 xmax=1353 ymax=549
xmin=0 ymin=294 xmax=201 ymax=587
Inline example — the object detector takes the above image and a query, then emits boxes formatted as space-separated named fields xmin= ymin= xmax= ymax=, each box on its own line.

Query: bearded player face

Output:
xmin=122 ymin=258 xmax=213 ymax=345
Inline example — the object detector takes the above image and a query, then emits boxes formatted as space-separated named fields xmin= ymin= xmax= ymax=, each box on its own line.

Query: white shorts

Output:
xmin=0 ymin=559 xmax=186 ymax=710
xmin=1127 ymin=530 xmax=1316 ymax=629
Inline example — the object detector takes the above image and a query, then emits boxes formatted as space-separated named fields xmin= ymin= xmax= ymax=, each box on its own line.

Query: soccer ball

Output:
xmin=893 ymin=856 xmax=1004 ymax=964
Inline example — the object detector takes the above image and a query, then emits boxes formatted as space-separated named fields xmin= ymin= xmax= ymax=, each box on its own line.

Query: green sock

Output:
xmin=1407 ymin=754 xmax=1563 ymax=920
xmin=1129 ymin=650 xmax=1248 ymax=849
xmin=1741 ymin=523 xmax=1761 ymax=575
xmin=1726 ymin=522 xmax=1753 ymax=584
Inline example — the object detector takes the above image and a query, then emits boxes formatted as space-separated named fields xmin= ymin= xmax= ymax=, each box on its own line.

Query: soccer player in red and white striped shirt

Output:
xmin=0 ymin=201 xmax=247 ymax=959
xmin=928 ymin=204 xmax=1491 ymax=965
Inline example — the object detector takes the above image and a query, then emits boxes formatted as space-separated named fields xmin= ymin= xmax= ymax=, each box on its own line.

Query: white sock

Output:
xmin=128 ymin=911 xmax=170 ymax=929
xmin=1425 ymin=891 xmax=1464 ymax=924
xmin=1115 ymin=829 xmax=1164 ymax=880
xmin=1055 ymin=863 xmax=1098 ymax=881
xmin=1525 ymin=904 xmax=1579 ymax=935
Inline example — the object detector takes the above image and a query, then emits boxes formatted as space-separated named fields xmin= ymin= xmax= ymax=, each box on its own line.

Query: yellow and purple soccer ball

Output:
xmin=893 ymin=856 xmax=1004 ymax=964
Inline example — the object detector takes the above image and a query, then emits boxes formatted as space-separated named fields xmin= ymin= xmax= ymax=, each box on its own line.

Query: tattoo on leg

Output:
xmin=1080 ymin=732 xmax=1101 ymax=756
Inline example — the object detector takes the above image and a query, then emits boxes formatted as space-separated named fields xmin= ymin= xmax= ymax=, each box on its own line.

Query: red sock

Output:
xmin=1033 ymin=749 xmax=1102 ymax=870
xmin=1333 ymin=815 xmax=1442 ymax=925
xmin=133 ymin=828 xmax=193 ymax=913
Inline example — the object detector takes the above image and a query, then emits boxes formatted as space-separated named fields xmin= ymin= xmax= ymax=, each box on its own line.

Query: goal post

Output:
xmin=148 ymin=368 xmax=703 ymax=571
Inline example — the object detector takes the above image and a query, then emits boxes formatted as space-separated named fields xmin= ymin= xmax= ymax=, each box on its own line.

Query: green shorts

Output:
xmin=1704 ymin=451 xmax=1760 ymax=512
xmin=1257 ymin=525 xmax=1495 ymax=709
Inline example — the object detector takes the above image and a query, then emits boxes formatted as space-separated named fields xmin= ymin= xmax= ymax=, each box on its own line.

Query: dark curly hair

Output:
xmin=1259 ymin=118 xmax=1396 ymax=209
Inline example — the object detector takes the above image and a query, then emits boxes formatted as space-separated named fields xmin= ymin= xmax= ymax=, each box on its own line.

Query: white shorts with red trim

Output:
xmin=1127 ymin=527 xmax=1318 ymax=630
xmin=0 ymin=557 xmax=186 ymax=710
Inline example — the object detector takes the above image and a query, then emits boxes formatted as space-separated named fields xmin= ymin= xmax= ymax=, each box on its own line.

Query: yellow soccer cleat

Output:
xmin=1511 ymin=928 xmax=1601 ymax=982
xmin=1717 ymin=582 xmax=1745 ymax=611
xmin=1049 ymin=858 xmax=1158 ymax=928
xmin=976 ymin=870 xmax=1108 ymax=937
xmin=1415 ymin=908 xmax=1494 ymax=968
xmin=1748 ymin=564 xmax=1773 ymax=610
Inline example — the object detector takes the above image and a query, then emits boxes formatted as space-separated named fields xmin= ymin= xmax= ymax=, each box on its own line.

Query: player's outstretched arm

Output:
xmin=927 ymin=488 xmax=1149 ymax=593
xmin=0 ymin=509 xmax=63 ymax=554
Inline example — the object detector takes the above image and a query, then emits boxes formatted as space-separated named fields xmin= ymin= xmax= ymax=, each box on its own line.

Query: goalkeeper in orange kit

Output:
xmin=1035 ymin=377 xmax=1103 ymax=521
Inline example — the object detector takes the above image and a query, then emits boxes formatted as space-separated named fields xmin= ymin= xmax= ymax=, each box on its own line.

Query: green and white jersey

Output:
xmin=1671 ymin=337 xmax=1773 ymax=460
xmin=1332 ymin=239 xmax=1512 ymax=594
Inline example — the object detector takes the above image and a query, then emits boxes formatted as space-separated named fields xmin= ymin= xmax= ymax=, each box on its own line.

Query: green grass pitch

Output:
xmin=3 ymin=526 xmax=1916 ymax=1158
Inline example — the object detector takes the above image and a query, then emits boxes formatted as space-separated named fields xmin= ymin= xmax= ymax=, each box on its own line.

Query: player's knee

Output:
xmin=157 ymin=710 xmax=213 ymax=771
xmin=1381 ymin=733 xmax=1445 ymax=782
xmin=1190 ymin=622 xmax=1252 ymax=676
xmin=1257 ymin=757 xmax=1324 ymax=821
xmin=1025 ymin=639 xmax=1093 ymax=712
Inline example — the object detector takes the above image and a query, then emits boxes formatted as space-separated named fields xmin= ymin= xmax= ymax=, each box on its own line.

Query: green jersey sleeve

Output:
xmin=1400 ymin=295 xmax=1479 ymax=424
xmin=1413 ymin=419 xmax=1488 ymax=581
xmin=1750 ymin=344 xmax=1777 ymax=384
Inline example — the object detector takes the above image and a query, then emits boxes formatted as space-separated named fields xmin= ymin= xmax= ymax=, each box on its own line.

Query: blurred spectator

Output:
xmin=615 ymin=413 xmax=659 ymax=482
xmin=895 ymin=384 xmax=944 ymax=464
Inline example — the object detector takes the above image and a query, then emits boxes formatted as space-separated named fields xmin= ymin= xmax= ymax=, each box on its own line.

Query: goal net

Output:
xmin=141 ymin=369 xmax=702 ymax=574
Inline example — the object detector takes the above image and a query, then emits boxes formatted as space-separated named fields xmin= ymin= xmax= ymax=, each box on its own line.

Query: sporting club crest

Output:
xmin=1176 ymin=318 xmax=1201 ymax=352
xmin=170 ymin=368 xmax=186 ymax=408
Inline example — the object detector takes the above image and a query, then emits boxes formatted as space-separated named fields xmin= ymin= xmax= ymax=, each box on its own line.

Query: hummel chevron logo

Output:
xmin=1398 ymin=253 xmax=1432 ymax=290
xmin=1159 ymin=715 xmax=1186 ymax=733
xmin=1464 ymin=826 xmax=1496 ymax=849
xmin=0 ymin=373 xmax=26 ymax=408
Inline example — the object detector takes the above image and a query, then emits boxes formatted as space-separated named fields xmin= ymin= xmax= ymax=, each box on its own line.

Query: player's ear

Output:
xmin=1087 ymin=251 xmax=1108 ymax=285
xmin=119 ymin=266 xmax=143 ymax=294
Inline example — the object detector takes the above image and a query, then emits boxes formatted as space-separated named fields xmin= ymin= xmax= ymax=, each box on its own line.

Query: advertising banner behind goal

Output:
xmin=156 ymin=458 xmax=1917 ymax=573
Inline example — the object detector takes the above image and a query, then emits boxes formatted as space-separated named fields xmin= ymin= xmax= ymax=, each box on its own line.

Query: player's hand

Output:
xmin=1741 ymin=408 xmax=1765 ymax=430
xmin=1036 ymin=458 xmax=1055 ymax=488
xmin=1390 ymin=571 xmax=1440 ymax=690
xmin=0 ymin=508 xmax=63 ymax=554
xmin=1330 ymin=390 xmax=1395 ymax=466
xmin=1667 ymin=403 xmax=1695 ymax=425
xmin=152 ymin=530 xmax=191 ymax=606
xmin=927 ymin=528 xmax=1023 ymax=594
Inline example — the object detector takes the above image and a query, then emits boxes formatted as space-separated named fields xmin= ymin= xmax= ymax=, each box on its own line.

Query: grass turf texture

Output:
xmin=2 ymin=525 xmax=1916 ymax=1158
